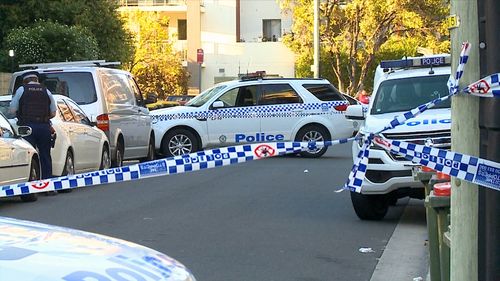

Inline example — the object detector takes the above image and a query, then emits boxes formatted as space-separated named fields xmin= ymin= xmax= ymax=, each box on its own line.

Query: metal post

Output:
xmin=450 ymin=1 xmax=480 ymax=281
xmin=198 ymin=63 xmax=202 ymax=93
xmin=477 ymin=1 xmax=500 ymax=280
xmin=313 ymin=0 xmax=319 ymax=78
xmin=8 ymin=50 xmax=14 ymax=73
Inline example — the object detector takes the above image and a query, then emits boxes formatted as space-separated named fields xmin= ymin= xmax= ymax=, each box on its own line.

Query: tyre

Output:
xmin=112 ymin=142 xmax=124 ymax=167
xmin=100 ymin=145 xmax=111 ymax=170
xmin=295 ymin=125 xmax=330 ymax=158
xmin=140 ymin=137 xmax=155 ymax=162
xmin=20 ymin=158 xmax=39 ymax=202
xmin=162 ymin=129 xmax=199 ymax=157
xmin=58 ymin=151 xmax=74 ymax=193
xmin=350 ymin=191 xmax=389 ymax=220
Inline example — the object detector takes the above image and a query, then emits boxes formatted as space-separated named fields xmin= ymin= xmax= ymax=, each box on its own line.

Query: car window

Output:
xmin=101 ymin=72 xmax=136 ymax=106
xmin=302 ymin=84 xmax=344 ymax=101
xmin=259 ymin=84 xmax=302 ymax=105
xmin=0 ymin=114 xmax=14 ymax=138
xmin=35 ymin=72 xmax=97 ymax=105
xmin=57 ymin=100 xmax=76 ymax=122
xmin=127 ymin=76 xmax=144 ymax=106
xmin=186 ymin=85 xmax=227 ymax=107
xmin=65 ymin=99 xmax=91 ymax=125
xmin=217 ymin=86 xmax=258 ymax=107
xmin=0 ymin=99 xmax=14 ymax=119
xmin=371 ymin=75 xmax=450 ymax=114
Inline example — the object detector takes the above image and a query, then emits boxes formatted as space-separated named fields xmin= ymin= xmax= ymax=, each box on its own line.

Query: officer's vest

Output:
xmin=18 ymin=84 xmax=51 ymax=124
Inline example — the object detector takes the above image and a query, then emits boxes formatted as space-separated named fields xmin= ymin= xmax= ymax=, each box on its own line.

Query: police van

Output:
xmin=345 ymin=54 xmax=451 ymax=220
xmin=150 ymin=76 xmax=356 ymax=158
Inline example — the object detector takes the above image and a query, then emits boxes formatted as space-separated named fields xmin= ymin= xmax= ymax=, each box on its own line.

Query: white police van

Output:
xmin=345 ymin=54 xmax=451 ymax=220
xmin=151 ymin=76 xmax=355 ymax=158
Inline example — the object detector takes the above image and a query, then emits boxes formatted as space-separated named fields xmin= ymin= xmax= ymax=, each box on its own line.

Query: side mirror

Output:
xmin=212 ymin=101 xmax=224 ymax=109
xmin=145 ymin=93 xmax=158 ymax=105
xmin=345 ymin=104 xmax=365 ymax=120
xmin=17 ymin=126 xmax=32 ymax=137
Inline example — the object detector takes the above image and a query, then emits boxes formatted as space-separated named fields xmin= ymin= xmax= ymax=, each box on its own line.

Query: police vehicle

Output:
xmin=345 ymin=54 xmax=451 ymax=220
xmin=151 ymin=76 xmax=355 ymax=158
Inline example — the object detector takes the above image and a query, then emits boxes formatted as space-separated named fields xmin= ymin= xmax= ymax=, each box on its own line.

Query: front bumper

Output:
xmin=352 ymin=143 xmax=424 ymax=195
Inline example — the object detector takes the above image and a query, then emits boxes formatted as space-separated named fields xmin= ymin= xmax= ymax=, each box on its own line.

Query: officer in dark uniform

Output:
xmin=10 ymin=71 xmax=56 ymax=179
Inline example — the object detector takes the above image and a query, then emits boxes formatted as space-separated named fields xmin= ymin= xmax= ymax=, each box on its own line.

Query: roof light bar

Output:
xmin=380 ymin=55 xmax=451 ymax=70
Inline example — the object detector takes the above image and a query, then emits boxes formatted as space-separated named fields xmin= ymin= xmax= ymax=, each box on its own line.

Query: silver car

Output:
xmin=10 ymin=61 xmax=156 ymax=167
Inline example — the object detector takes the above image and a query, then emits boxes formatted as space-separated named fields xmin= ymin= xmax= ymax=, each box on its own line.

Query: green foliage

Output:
xmin=0 ymin=0 xmax=134 ymax=71
xmin=4 ymin=21 xmax=99 ymax=65
xmin=121 ymin=11 xmax=188 ymax=99
xmin=280 ymin=0 xmax=450 ymax=94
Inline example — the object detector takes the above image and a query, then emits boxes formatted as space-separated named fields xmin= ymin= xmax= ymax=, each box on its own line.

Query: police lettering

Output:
xmin=235 ymin=133 xmax=284 ymax=142
xmin=406 ymin=119 xmax=451 ymax=126
xmin=184 ymin=153 xmax=230 ymax=164
xmin=414 ymin=152 xmax=460 ymax=169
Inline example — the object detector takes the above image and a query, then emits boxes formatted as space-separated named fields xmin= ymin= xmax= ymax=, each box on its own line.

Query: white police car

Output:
xmin=345 ymin=54 xmax=451 ymax=220
xmin=0 ymin=216 xmax=196 ymax=280
xmin=151 ymin=77 xmax=355 ymax=158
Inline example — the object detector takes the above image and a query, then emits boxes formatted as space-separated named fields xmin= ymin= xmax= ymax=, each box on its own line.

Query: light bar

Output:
xmin=380 ymin=55 xmax=451 ymax=69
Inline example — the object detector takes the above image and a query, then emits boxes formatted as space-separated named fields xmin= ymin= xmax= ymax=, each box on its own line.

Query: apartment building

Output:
xmin=118 ymin=0 xmax=296 ymax=93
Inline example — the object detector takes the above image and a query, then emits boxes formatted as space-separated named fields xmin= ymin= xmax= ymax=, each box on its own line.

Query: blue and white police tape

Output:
xmin=373 ymin=136 xmax=500 ymax=191
xmin=151 ymin=100 xmax=348 ymax=123
xmin=447 ymin=41 xmax=471 ymax=95
xmin=0 ymin=138 xmax=354 ymax=198
xmin=464 ymin=73 xmax=500 ymax=98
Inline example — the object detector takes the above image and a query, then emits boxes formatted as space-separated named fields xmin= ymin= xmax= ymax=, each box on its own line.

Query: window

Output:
xmin=65 ymin=99 xmax=90 ymax=125
xmin=0 ymin=115 xmax=15 ymax=138
xmin=57 ymin=100 xmax=75 ymax=122
xmin=127 ymin=76 xmax=144 ymax=106
xmin=263 ymin=19 xmax=281 ymax=42
xmin=101 ymin=72 xmax=136 ymax=106
xmin=178 ymin=19 xmax=187 ymax=40
xmin=217 ymin=86 xmax=258 ymax=107
xmin=303 ymin=84 xmax=344 ymax=101
xmin=259 ymin=84 xmax=302 ymax=105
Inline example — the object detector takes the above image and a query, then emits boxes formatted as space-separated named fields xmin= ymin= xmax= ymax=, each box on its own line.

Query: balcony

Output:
xmin=119 ymin=0 xmax=187 ymax=6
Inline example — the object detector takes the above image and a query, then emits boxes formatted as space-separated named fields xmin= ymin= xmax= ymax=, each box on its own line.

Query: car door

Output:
xmin=65 ymin=98 xmax=102 ymax=170
xmin=206 ymin=85 xmax=261 ymax=146
xmin=258 ymin=83 xmax=304 ymax=141
xmin=0 ymin=115 xmax=30 ymax=184
xmin=127 ymin=75 xmax=151 ymax=156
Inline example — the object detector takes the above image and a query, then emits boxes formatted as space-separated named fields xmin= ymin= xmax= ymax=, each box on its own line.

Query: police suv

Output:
xmin=345 ymin=54 xmax=451 ymax=220
xmin=151 ymin=76 xmax=355 ymax=158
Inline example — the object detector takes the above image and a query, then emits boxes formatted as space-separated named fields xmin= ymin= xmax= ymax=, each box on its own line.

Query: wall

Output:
xmin=0 ymin=73 xmax=11 ymax=95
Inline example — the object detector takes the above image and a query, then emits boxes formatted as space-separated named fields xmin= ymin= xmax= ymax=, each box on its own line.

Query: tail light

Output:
xmin=334 ymin=104 xmax=348 ymax=111
xmin=96 ymin=114 xmax=110 ymax=131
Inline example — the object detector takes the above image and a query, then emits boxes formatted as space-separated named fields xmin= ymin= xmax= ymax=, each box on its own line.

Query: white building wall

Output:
xmin=199 ymin=0 xmax=295 ymax=90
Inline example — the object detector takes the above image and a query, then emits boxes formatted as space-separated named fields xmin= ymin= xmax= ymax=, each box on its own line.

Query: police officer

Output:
xmin=10 ymin=71 xmax=56 ymax=179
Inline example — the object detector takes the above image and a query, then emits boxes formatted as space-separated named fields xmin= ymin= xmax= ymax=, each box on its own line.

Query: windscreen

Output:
xmin=13 ymin=72 xmax=98 ymax=105
xmin=186 ymin=85 xmax=227 ymax=107
xmin=371 ymin=75 xmax=450 ymax=115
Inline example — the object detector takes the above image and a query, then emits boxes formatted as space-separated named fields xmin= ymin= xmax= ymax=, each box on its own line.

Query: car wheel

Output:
xmin=58 ymin=151 xmax=74 ymax=193
xmin=140 ymin=137 xmax=155 ymax=162
xmin=112 ymin=142 xmax=124 ymax=167
xmin=100 ymin=145 xmax=111 ymax=170
xmin=162 ymin=129 xmax=198 ymax=157
xmin=350 ymin=191 xmax=389 ymax=220
xmin=295 ymin=125 xmax=329 ymax=158
xmin=20 ymin=158 xmax=39 ymax=202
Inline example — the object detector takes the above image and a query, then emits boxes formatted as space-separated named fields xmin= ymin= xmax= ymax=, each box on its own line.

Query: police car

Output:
xmin=345 ymin=54 xmax=451 ymax=220
xmin=151 ymin=77 xmax=355 ymax=158
xmin=0 ymin=216 xmax=197 ymax=280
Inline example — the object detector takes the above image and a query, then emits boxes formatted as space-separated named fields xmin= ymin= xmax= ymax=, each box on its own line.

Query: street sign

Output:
xmin=197 ymin=48 xmax=204 ymax=64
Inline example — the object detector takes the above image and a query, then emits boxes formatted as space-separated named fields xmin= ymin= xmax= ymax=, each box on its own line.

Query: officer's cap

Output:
xmin=22 ymin=71 xmax=39 ymax=80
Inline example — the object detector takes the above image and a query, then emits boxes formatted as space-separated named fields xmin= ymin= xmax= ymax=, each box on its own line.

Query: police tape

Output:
xmin=0 ymin=138 xmax=354 ymax=198
xmin=464 ymin=73 xmax=500 ymax=97
xmin=373 ymin=136 xmax=500 ymax=191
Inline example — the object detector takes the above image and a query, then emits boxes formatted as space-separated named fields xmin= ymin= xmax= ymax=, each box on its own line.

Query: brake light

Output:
xmin=334 ymin=104 xmax=348 ymax=111
xmin=96 ymin=114 xmax=109 ymax=131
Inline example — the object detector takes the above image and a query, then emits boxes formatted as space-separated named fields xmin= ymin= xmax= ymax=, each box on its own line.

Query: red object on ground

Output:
xmin=433 ymin=182 xmax=451 ymax=196
xmin=436 ymin=172 xmax=451 ymax=180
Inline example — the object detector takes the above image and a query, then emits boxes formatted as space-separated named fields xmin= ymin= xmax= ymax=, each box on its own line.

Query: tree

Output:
xmin=279 ymin=0 xmax=450 ymax=94
xmin=4 ymin=20 xmax=99 ymax=65
xmin=121 ymin=11 xmax=188 ymax=99
xmin=0 ymin=0 xmax=134 ymax=70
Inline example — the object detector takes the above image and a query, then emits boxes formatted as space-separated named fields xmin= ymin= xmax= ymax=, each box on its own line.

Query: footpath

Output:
xmin=370 ymin=199 xmax=430 ymax=281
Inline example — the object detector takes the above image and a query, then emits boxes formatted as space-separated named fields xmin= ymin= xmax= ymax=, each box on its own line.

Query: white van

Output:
xmin=10 ymin=61 xmax=156 ymax=167
xmin=345 ymin=54 xmax=451 ymax=220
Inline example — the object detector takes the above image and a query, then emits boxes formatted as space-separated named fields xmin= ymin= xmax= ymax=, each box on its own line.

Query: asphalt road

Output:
xmin=0 ymin=142 xmax=407 ymax=281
